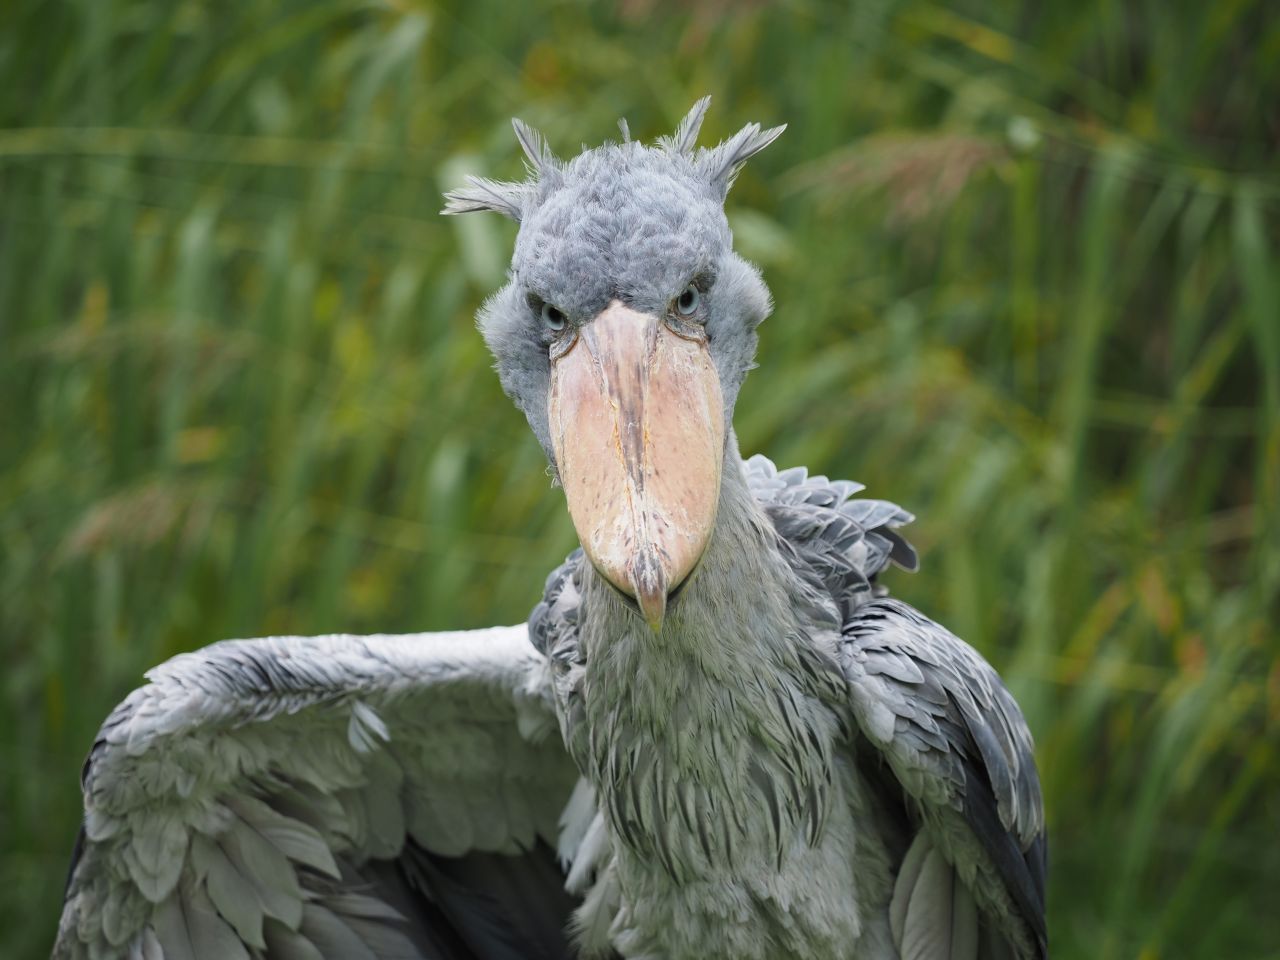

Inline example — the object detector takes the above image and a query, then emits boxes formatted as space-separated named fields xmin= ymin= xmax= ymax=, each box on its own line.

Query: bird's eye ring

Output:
xmin=675 ymin=284 xmax=701 ymax=317
xmin=541 ymin=303 xmax=567 ymax=332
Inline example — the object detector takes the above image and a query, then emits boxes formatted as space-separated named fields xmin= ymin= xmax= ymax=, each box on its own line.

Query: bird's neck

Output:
xmin=576 ymin=445 xmax=848 ymax=878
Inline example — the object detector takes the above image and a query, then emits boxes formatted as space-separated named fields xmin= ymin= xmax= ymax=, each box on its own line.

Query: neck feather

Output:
xmin=575 ymin=446 xmax=849 ymax=879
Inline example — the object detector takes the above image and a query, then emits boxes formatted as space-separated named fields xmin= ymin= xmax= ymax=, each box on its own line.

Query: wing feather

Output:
xmin=842 ymin=599 xmax=1047 ymax=959
xmin=221 ymin=815 xmax=305 ymax=928
xmin=263 ymin=919 xmax=326 ymax=960
xmin=889 ymin=832 xmax=931 ymax=945
xmin=132 ymin=928 xmax=164 ymax=960
xmin=55 ymin=625 xmax=584 ymax=959
xmin=747 ymin=455 xmax=1046 ymax=959
xmin=225 ymin=793 xmax=341 ymax=879
xmin=189 ymin=834 xmax=265 ymax=949
xmin=152 ymin=880 xmax=251 ymax=960
xmin=298 ymin=903 xmax=379 ymax=960
xmin=891 ymin=833 xmax=982 ymax=960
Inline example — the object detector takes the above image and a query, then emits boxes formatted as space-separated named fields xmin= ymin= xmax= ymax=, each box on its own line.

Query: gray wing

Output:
xmin=747 ymin=455 xmax=1047 ymax=960
xmin=841 ymin=600 xmax=1047 ymax=960
xmin=54 ymin=625 xmax=586 ymax=960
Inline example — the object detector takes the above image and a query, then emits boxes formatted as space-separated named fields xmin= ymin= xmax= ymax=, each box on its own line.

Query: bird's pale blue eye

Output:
xmin=675 ymin=284 xmax=700 ymax=317
xmin=541 ymin=303 xmax=566 ymax=332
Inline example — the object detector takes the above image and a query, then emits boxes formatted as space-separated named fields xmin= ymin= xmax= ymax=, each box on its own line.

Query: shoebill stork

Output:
xmin=55 ymin=99 xmax=1047 ymax=960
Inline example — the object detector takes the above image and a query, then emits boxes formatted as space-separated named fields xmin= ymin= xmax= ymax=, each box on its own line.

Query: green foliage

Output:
xmin=2 ymin=1 xmax=1277 ymax=957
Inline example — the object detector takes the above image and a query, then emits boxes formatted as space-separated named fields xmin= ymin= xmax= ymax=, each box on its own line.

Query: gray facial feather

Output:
xmin=442 ymin=97 xmax=783 ymax=465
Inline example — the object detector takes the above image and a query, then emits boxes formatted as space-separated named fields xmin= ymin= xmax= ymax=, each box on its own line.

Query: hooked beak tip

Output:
xmin=639 ymin=593 xmax=666 ymax=633
xmin=630 ymin=553 xmax=668 ymax=632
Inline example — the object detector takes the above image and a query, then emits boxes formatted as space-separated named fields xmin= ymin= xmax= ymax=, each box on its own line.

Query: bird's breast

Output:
xmin=592 ymin=753 xmax=891 ymax=960
xmin=583 ymin=650 xmax=844 ymax=884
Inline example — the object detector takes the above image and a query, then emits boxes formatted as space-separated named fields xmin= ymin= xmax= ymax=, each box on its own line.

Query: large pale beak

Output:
xmin=549 ymin=300 xmax=725 ymax=630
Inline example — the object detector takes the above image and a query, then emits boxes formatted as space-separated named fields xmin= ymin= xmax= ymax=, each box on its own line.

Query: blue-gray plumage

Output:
xmin=55 ymin=99 xmax=1046 ymax=960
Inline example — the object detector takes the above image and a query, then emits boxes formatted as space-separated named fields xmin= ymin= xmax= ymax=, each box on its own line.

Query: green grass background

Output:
xmin=2 ymin=1 xmax=1277 ymax=957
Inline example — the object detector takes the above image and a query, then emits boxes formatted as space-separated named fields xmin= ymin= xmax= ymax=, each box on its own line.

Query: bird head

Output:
xmin=444 ymin=98 xmax=783 ymax=630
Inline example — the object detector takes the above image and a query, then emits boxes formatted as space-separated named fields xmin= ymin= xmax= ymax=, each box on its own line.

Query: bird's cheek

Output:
xmin=548 ymin=300 xmax=724 ymax=630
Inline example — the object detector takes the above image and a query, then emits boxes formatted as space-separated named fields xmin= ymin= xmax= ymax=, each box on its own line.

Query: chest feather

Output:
xmin=583 ymin=637 xmax=847 ymax=881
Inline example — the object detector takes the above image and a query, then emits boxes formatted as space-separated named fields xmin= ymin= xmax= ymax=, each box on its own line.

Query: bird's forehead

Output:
xmin=513 ymin=146 xmax=729 ymax=316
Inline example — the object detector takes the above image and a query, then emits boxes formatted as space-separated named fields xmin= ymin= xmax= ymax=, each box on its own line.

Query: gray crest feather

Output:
xmin=662 ymin=95 xmax=712 ymax=157
xmin=440 ymin=175 xmax=528 ymax=221
xmin=511 ymin=117 xmax=558 ymax=176
xmin=700 ymin=121 xmax=787 ymax=195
